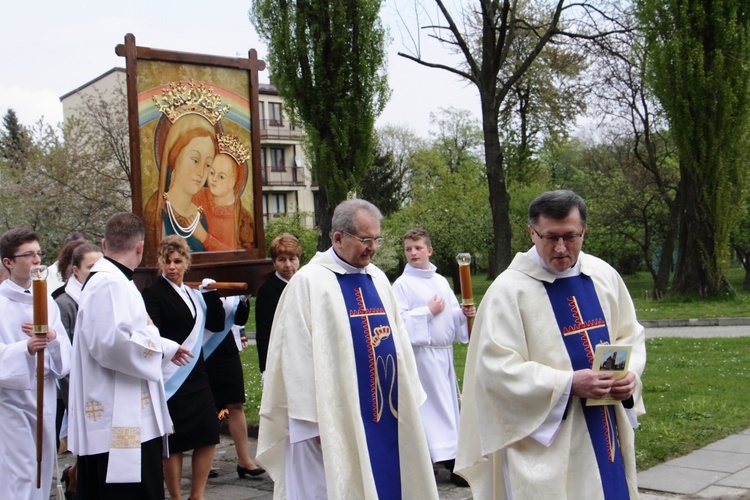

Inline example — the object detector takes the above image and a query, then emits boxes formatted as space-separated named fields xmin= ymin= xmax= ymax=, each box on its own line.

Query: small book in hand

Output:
xmin=586 ymin=343 xmax=633 ymax=406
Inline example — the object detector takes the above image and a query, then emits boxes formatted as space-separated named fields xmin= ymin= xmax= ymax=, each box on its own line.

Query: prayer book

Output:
xmin=586 ymin=344 xmax=633 ymax=406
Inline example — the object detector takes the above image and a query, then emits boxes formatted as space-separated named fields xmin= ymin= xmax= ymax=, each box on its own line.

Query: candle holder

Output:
xmin=455 ymin=253 xmax=474 ymax=335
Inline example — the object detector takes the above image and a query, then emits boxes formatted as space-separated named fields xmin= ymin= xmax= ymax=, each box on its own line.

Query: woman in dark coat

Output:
xmin=142 ymin=235 xmax=224 ymax=500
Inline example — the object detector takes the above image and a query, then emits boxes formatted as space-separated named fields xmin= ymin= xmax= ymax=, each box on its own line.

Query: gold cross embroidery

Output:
xmin=85 ymin=400 xmax=105 ymax=422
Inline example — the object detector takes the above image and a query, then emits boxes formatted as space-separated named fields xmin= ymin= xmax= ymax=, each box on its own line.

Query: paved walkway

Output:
xmin=53 ymin=322 xmax=750 ymax=499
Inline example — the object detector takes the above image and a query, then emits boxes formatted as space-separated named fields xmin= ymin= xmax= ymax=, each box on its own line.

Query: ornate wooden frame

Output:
xmin=116 ymin=33 xmax=273 ymax=292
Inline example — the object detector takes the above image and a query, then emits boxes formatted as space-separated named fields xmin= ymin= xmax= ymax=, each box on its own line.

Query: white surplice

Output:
xmin=455 ymin=250 xmax=646 ymax=499
xmin=392 ymin=262 xmax=468 ymax=462
xmin=257 ymin=250 xmax=439 ymax=500
xmin=68 ymin=257 xmax=179 ymax=483
xmin=0 ymin=279 xmax=71 ymax=500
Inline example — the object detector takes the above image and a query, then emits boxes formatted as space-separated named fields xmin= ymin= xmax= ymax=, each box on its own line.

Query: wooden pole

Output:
xmin=32 ymin=268 xmax=48 ymax=489
xmin=184 ymin=281 xmax=248 ymax=292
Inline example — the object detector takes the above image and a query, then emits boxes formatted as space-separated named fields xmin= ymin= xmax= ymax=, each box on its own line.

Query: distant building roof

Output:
xmin=59 ymin=67 xmax=126 ymax=101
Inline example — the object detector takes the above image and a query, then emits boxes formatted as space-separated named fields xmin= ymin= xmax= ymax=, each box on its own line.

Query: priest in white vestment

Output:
xmin=392 ymin=227 xmax=473 ymax=487
xmin=0 ymin=228 xmax=71 ymax=500
xmin=68 ymin=213 xmax=191 ymax=500
xmin=257 ymin=199 xmax=438 ymax=500
xmin=456 ymin=190 xmax=646 ymax=499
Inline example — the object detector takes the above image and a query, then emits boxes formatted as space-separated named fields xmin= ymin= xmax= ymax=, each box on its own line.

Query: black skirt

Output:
xmin=206 ymin=333 xmax=246 ymax=410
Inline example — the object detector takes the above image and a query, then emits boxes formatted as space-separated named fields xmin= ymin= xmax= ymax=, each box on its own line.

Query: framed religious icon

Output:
xmin=116 ymin=33 xmax=273 ymax=292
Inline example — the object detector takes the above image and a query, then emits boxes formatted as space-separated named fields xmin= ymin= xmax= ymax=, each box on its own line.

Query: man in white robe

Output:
xmin=258 ymin=199 xmax=438 ymax=500
xmin=392 ymin=227 xmax=473 ymax=487
xmin=456 ymin=190 xmax=646 ymax=499
xmin=0 ymin=228 xmax=71 ymax=500
xmin=68 ymin=213 xmax=190 ymax=500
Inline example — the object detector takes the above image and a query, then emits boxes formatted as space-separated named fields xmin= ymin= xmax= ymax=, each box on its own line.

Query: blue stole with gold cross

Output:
xmin=543 ymin=274 xmax=629 ymax=500
xmin=336 ymin=273 xmax=401 ymax=500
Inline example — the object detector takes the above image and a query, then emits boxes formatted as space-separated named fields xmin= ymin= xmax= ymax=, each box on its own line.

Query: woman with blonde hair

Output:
xmin=141 ymin=235 xmax=225 ymax=500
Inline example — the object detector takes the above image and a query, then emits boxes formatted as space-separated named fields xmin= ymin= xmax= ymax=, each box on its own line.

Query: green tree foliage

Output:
xmin=0 ymin=117 xmax=130 ymax=258
xmin=0 ymin=109 xmax=30 ymax=167
xmin=250 ymin=0 xmax=390 ymax=249
xmin=638 ymin=0 xmax=750 ymax=296
xmin=397 ymin=0 xmax=628 ymax=277
xmin=587 ymin=20 xmax=680 ymax=297
xmin=263 ymin=211 xmax=319 ymax=266
xmin=380 ymin=110 xmax=492 ymax=284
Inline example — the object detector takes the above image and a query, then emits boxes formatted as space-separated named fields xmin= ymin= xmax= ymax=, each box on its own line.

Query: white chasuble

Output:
xmin=455 ymin=251 xmax=646 ymax=499
xmin=257 ymin=251 xmax=439 ymax=500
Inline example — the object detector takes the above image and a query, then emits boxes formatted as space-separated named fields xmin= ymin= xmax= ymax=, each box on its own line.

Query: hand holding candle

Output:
xmin=455 ymin=253 xmax=474 ymax=336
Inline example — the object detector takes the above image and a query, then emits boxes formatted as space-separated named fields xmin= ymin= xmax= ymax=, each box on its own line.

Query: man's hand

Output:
xmin=609 ymin=371 xmax=636 ymax=401
xmin=427 ymin=295 xmax=445 ymax=315
xmin=571 ymin=369 xmax=615 ymax=399
xmin=171 ymin=345 xmax=194 ymax=366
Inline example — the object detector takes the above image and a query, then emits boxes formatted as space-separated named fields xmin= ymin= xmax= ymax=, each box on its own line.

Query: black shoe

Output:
xmin=450 ymin=472 xmax=469 ymax=487
xmin=61 ymin=465 xmax=76 ymax=499
xmin=208 ymin=468 xmax=219 ymax=478
xmin=237 ymin=464 xmax=266 ymax=478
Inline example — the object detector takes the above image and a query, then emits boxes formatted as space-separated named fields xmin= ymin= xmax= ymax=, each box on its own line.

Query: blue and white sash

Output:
xmin=164 ymin=288 xmax=207 ymax=400
xmin=336 ymin=273 xmax=402 ymax=500
xmin=544 ymin=274 xmax=629 ymax=500
xmin=202 ymin=295 xmax=239 ymax=359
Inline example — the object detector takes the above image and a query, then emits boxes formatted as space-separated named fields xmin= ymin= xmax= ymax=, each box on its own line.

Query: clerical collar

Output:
xmin=275 ymin=271 xmax=290 ymax=284
xmin=404 ymin=262 xmax=436 ymax=278
xmin=327 ymin=247 xmax=367 ymax=274
xmin=526 ymin=245 xmax=581 ymax=278
xmin=105 ymin=256 xmax=134 ymax=280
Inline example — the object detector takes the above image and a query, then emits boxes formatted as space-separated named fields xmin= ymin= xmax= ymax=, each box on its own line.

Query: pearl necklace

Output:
xmin=164 ymin=193 xmax=202 ymax=238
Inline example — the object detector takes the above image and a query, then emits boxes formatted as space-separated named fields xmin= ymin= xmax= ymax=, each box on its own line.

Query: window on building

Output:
xmin=263 ymin=193 xmax=288 ymax=222
xmin=269 ymin=102 xmax=283 ymax=126
xmin=259 ymin=101 xmax=266 ymax=128
xmin=270 ymin=148 xmax=285 ymax=171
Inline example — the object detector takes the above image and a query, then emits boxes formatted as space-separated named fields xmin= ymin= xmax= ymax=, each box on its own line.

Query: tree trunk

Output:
xmin=482 ymin=101 xmax=512 ymax=279
xmin=672 ymin=165 xmax=722 ymax=296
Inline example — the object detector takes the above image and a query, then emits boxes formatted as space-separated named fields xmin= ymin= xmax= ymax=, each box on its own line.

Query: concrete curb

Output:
xmin=641 ymin=317 xmax=750 ymax=328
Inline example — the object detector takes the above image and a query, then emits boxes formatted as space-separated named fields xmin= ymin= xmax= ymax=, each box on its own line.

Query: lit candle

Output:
xmin=31 ymin=265 xmax=48 ymax=335
xmin=455 ymin=253 xmax=474 ymax=335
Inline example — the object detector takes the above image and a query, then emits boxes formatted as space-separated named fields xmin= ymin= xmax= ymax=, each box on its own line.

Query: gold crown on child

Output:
xmin=218 ymin=134 xmax=251 ymax=164
xmin=153 ymin=80 xmax=230 ymax=124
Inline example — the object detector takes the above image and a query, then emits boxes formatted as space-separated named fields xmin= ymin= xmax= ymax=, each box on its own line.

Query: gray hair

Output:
xmin=330 ymin=199 xmax=382 ymax=239
xmin=528 ymin=190 xmax=588 ymax=227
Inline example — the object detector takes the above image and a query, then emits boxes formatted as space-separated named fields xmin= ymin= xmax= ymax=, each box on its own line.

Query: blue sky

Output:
xmin=0 ymin=0 xmax=479 ymax=137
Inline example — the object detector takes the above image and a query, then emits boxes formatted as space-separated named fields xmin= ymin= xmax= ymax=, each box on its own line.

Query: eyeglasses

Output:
xmin=12 ymin=250 xmax=45 ymax=259
xmin=343 ymin=231 xmax=384 ymax=248
xmin=531 ymin=227 xmax=583 ymax=245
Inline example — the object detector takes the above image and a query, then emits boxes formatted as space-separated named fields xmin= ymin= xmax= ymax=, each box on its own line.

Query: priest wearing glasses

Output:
xmin=455 ymin=190 xmax=646 ymax=499
xmin=258 ymin=199 xmax=438 ymax=500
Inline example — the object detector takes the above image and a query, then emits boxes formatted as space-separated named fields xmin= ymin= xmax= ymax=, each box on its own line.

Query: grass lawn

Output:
xmin=238 ymin=269 xmax=750 ymax=471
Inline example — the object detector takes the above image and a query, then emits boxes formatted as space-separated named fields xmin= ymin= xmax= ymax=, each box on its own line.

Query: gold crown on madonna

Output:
xmin=217 ymin=134 xmax=251 ymax=164
xmin=153 ymin=80 xmax=230 ymax=124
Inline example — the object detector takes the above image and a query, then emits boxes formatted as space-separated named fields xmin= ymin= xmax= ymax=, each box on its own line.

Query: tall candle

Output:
xmin=455 ymin=253 xmax=474 ymax=336
xmin=32 ymin=277 xmax=48 ymax=335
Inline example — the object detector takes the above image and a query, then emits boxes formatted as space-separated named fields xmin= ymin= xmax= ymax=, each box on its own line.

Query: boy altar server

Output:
xmin=392 ymin=227 xmax=474 ymax=487
xmin=0 ymin=228 xmax=71 ymax=500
